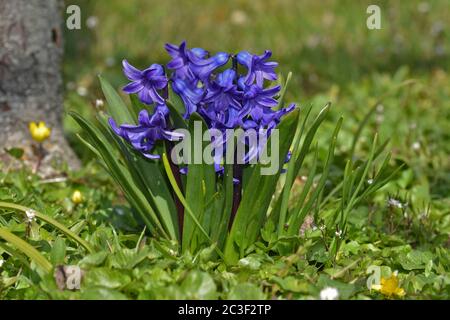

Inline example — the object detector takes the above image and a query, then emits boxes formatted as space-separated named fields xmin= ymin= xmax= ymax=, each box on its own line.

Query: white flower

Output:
xmin=388 ymin=198 xmax=403 ymax=209
xmin=0 ymin=259 xmax=4 ymax=267
xmin=25 ymin=209 xmax=36 ymax=222
xmin=367 ymin=179 xmax=374 ymax=185
xmin=77 ymin=86 xmax=88 ymax=97
xmin=412 ymin=142 xmax=420 ymax=151
xmin=95 ymin=99 xmax=104 ymax=108
xmin=335 ymin=229 xmax=343 ymax=238
xmin=320 ymin=287 xmax=339 ymax=300
xmin=86 ymin=16 xmax=99 ymax=29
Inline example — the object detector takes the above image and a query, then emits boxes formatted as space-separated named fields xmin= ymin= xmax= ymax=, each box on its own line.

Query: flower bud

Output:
xmin=71 ymin=190 xmax=83 ymax=204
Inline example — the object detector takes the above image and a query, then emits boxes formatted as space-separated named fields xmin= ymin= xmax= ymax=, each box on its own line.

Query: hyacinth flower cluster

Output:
xmin=109 ymin=41 xmax=295 ymax=171
xmin=70 ymin=39 xmax=389 ymax=264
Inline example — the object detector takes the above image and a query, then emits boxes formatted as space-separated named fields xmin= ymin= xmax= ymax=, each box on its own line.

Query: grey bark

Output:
xmin=0 ymin=0 xmax=79 ymax=174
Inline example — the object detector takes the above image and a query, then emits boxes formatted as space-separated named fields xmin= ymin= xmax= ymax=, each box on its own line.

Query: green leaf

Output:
xmin=69 ymin=111 xmax=170 ymax=239
xmin=277 ymin=71 xmax=292 ymax=109
xmin=341 ymin=133 xmax=378 ymax=227
xmin=277 ymin=104 xmax=310 ymax=235
xmin=85 ymin=268 xmax=131 ymax=289
xmin=166 ymin=100 xmax=188 ymax=130
xmin=109 ymin=248 xmax=149 ymax=269
xmin=5 ymin=148 xmax=24 ymax=159
xmin=180 ymin=270 xmax=218 ymax=299
xmin=316 ymin=274 xmax=356 ymax=299
xmin=81 ymin=288 xmax=128 ymax=300
xmin=129 ymin=94 xmax=148 ymax=120
xmin=272 ymin=276 xmax=310 ymax=293
xmin=183 ymin=113 xmax=216 ymax=252
xmin=238 ymin=256 xmax=261 ymax=270
xmin=99 ymin=75 xmax=134 ymax=123
xmin=268 ymin=103 xmax=329 ymax=230
xmin=288 ymin=117 xmax=342 ymax=235
xmin=168 ymin=85 xmax=187 ymax=115
xmin=96 ymin=112 xmax=179 ymax=241
xmin=162 ymin=153 xmax=223 ymax=258
xmin=398 ymin=250 xmax=434 ymax=270
xmin=50 ymin=237 xmax=66 ymax=265
xmin=211 ymin=164 xmax=233 ymax=249
xmin=0 ymin=227 xmax=52 ymax=273
xmin=0 ymin=201 xmax=93 ymax=253
xmin=293 ymin=103 xmax=331 ymax=175
xmin=227 ymin=283 xmax=265 ymax=299
xmin=79 ymin=251 xmax=109 ymax=267
xmin=224 ymin=109 xmax=299 ymax=264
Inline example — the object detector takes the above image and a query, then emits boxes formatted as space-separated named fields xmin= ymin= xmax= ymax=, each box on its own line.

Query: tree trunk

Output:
xmin=0 ymin=0 xmax=79 ymax=175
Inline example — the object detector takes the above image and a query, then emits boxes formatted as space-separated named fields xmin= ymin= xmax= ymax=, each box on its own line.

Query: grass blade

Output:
xmin=0 ymin=201 xmax=93 ymax=253
xmin=0 ymin=227 xmax=52 ymax=273
xmin=288 ymin=117 xmax=343 ymax=234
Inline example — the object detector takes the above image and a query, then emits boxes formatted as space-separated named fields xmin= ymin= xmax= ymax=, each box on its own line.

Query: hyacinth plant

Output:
xmin=68 ymin=41 xmax=397 ymax=265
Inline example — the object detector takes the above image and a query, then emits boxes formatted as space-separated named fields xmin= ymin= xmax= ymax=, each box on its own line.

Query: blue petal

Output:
xmin=123 ymin=81 xmax=144 ymax=94
xmin=122 ymin=60 xmax=142 ymax=81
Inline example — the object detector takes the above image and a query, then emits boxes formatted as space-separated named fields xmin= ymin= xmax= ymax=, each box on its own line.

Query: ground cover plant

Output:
xmin=0 ymin=0 xmax=449 ymax=300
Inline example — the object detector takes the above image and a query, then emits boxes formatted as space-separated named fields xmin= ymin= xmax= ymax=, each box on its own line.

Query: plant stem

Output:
xmin=165 ymin=142 xmax=185 ymax=240
xmin=227 ymin=54 xmax=242 ymax=231
xmin=33 ymin=143 xmax=44 ymax=174
xmin=229 ymin=161 xmax=242 ymax=230
xmin=232 ymin=54 xmax=238 ymax=72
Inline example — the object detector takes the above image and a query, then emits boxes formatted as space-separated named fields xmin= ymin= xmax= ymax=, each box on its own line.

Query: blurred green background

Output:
xmin=63 ymin=0 xmax=449 ymax=92
xmin=63 ymin=0 xmax=449 ymax=204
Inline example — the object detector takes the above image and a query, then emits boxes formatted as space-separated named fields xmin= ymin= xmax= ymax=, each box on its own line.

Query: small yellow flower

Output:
xmin=71 ymin=190 xmax=83 ymax=204
xmin=29 ymin=121 xmax=51 ymax=142
xmin=372 ymin=273 xmax=405 ymax=298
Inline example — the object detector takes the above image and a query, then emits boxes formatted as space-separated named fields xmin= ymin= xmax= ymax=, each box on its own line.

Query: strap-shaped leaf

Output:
xmin=99 ymin=75 xmax=134 ymax=124
xmin=69 ymin=111 xmax=169 ymax=239
xmin=277 ymin=104 xmax=312 ymax=235
xmin=162 ymin=153 xmax=223 ymax=258
xmin=287 ymin=117 xmax=343 ymax=235
xmin=211 ymin=164 xmax=234 ymax=249
xmin=129 ymin=94 xmax=149 ymax=121
xmin=0 ymin=227 xmax=52 ymax=273
xmin=182 ymin=113 xmax=216 ymax=252
xmin=224 ymin=109 xmax=299 ymax=264
xmin=96 ymin=112 xmax=179 ymax=240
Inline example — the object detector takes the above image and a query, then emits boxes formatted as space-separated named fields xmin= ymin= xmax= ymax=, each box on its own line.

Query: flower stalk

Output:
xmin=228 ymin=54 xmax=242 ymax=230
